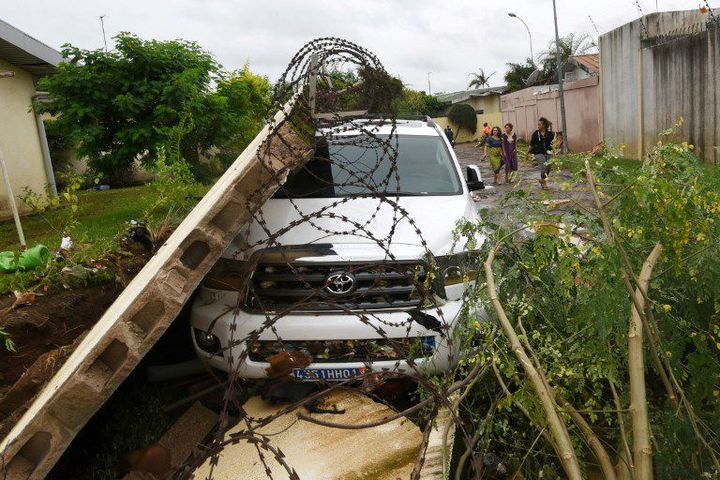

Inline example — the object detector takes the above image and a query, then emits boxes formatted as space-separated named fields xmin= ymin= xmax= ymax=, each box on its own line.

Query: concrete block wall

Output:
xmin=600 ymin=9 xmax=720 ymax=163
xmin=0 ymin=105 xmax=312 ymax=479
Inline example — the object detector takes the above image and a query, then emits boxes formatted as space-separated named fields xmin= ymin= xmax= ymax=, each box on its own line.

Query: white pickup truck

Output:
xmin=190 ymin=117 xmax=485 ymax=381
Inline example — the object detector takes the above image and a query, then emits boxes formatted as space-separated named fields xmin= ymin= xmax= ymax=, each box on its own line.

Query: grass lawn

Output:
xmin=0 ymin=183 xmax=208 ymax=294
xmin=1 ymin=186 xmax=156 ymax=253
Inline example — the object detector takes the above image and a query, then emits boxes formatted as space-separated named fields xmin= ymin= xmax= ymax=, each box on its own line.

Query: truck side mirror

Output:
xmin=466 ymin=165 xmax=484 ymax=191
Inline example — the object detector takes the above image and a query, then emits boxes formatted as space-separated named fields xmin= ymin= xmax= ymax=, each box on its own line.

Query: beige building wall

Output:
xmin=0 ymin=58 xmax=50 ymax=218
xmin=433 ymin=112 xmax=504 ymax=143
xmin=460 ymin=95 xmax=502 ymax=115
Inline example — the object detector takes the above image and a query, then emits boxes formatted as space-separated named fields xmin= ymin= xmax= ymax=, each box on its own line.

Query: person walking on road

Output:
xmin=485 ymin=126 xmax=505 ymax=185
xmin=444 ymin=125 xmax=454 ymax=146
xmin=530 ymin=117 xmax=554 ymax=190
xmin=501 ymin=123 xmax=518 ymax=184
xmin=482 ymin=122 xmax=491 ymax=138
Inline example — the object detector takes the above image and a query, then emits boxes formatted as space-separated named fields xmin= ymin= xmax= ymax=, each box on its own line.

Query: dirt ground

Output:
xmin=0 ymin=252 xmax=151 ymax=437
xmin=452 ymin=141 xmax=595 ymax=221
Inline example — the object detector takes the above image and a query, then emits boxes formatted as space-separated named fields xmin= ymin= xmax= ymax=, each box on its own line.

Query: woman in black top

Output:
xmin=529 ymin=117 xmax=554 ymax=190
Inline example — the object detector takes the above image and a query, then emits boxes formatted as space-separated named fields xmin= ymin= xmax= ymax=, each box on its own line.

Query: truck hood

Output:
xmin=226 ymin=195 xmax=481 ymax=258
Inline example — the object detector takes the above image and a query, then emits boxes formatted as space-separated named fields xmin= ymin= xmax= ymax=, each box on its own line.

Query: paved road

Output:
xmin=451 ymin=141 xmax=593 ymax=225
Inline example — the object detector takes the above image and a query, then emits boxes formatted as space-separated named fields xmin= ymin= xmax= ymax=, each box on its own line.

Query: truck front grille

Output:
xmin=245 ymin=261 xmax=427 ymax=312
xmin=247 ymin=337 xmax=436 ymax=363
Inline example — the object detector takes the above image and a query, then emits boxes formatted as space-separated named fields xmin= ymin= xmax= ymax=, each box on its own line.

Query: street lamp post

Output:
xmin=427 ymin=71 xmax=432 ymax=95
xmin=508 ymin=13 xmax=534 ymax=62
xmin=551 ymin=0 xmax=569 ymax=152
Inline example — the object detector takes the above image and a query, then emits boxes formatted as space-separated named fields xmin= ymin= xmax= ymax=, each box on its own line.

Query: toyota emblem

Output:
xmin=324 ymin=271 xmax=356 ymax=296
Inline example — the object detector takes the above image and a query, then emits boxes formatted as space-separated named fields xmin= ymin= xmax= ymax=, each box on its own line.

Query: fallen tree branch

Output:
xmin=485 ymin=230 xmax=583 ymax=479
xmin=609 ymin=376 xmax=634 ymax=475
xmin=586 ymin=160 xmax=720 ymax=472
xmin=628 ymin=243 xmax=662 ymax=480
xmin=516 ymin=318 xmax=617 ymax=480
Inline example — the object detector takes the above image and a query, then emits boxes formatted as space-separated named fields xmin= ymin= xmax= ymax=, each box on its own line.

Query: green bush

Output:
xmin=37 ymin=34 xmax=270 ymax=183
xmin=451 ymin=134 xmax=720 ymax=477
xmin=446 ymin=103 xmax=477 ymax=139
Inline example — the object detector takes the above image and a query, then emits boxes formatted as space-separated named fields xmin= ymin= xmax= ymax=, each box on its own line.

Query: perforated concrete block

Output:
xmin=0 ymin=101 xmax=312 ymax=479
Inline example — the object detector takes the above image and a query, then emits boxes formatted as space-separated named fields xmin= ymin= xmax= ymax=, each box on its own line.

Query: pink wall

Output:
xmin=501 ymin=76 xmax=602 ymax=152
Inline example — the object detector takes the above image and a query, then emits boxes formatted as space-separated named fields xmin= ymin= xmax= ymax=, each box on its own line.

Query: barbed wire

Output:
xmin=635 ymin=0 xmax=650 ymax=38
xmin=174 ymin=37 xmax=488 ymax=480
xmin=702 ymin=0 xmax=719 ymax=26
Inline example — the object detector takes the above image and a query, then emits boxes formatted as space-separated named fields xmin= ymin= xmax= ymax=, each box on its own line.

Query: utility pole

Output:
xmin=552 ymin=0 xmax=569 ymax=152
xmin=427 ymin=71 xmax=432 ymax=95
xmin=99 ymin=15 xmax=108 ymax=51
xmin=508 ymin=13 xmax=534 ymax=63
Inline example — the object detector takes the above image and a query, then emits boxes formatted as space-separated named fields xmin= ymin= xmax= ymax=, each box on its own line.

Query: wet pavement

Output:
xmin=452 ymin=142 xmax=595 ymax=226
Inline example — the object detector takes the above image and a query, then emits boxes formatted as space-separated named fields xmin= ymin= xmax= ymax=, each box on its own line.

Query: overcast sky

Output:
xmin=2 ymin=0 xmax=704 ymax=93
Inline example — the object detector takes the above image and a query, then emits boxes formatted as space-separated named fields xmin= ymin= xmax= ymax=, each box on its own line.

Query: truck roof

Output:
xmin=319 ymin=118 xmax=441 ymax=137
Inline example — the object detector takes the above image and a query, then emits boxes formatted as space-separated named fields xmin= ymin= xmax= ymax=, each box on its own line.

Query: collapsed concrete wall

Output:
xmin=600 ymin=10 xmax=720 ymax=164
xmin=0 ymin=101 xmax=312 ymax=479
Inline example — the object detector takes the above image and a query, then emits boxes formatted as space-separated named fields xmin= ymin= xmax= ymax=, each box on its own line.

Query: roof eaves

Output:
xmin=0 ymin=18 xmax=62 ymax=71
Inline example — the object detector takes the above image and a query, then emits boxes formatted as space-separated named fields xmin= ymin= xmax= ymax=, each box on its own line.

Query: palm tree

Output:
xmin=540 ymin=33 xmax=595 ymax=80
xmin=467 ymin=69 xmax=496 ymax=89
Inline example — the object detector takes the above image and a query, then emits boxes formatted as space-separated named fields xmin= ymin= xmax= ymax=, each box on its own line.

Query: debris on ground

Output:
xmin=1 ymin=290 xmax=37 ymax=317
xmin=159 ymin=402 xmax=218 ymax=469
xmin=118 ymin=402 xmax=218 ymax=479
xmin=264 ymin=350 xmax=312 ymax=378
xmin=123 ymin=220 xmax=154 ymax=253
xmin=263 ymin=381 xmax=345 ymax=415
xmin=60 ymin=264 xmax=95 ymax=288
xmin=191 ymin=390 xmax=422 ymax=480
xmin=0 ymin=252 xmax=150 ymax=438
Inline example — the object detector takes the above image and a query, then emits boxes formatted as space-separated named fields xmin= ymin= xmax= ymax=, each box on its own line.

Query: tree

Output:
xmin=446 ymin=103 xmax=476 ymax=140
xmin=356 ymin=67 xmax=404 ymax=113
xmin=395 ymin=88 xmax=445 ymax=117
xmin=540 ymin=33 xmax=594 ymax=82
xmin=454 ymin=131 xmax=720 ymax=478
xmin=467 ymin=68 xmax=495 ymax=89
xmin=212 ymin=66 xmax=271 ymax=168
xmin=504 ymin=59 xmax=544 ymax=93
xmin=38 ymin=33 xmax=267 ymax=183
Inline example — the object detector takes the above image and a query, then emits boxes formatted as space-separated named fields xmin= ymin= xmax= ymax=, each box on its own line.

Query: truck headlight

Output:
xmin=194 ymin=328 xmax=222 ymax=355
xmin=430 ymin=252 xmax=480 ymax=299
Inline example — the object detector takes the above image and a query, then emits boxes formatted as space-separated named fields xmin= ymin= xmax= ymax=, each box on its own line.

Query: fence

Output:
xmin=600 ymin=11 xmax=720 ymax=164
xmin=500 ymin=76 xmax=602 ymax=153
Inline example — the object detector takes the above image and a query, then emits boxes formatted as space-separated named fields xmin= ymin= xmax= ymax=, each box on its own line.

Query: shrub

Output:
xmin=446 ymin=103 xmax=477 ymax=140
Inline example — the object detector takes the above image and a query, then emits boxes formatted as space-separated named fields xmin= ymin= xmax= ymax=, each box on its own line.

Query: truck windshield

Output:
xmin=274 ymin=134 xmax=462 ymax=198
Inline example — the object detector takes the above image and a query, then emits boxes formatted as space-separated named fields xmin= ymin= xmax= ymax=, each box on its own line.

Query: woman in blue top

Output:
xmin=484 ymin=126 xmax=505 ymax=185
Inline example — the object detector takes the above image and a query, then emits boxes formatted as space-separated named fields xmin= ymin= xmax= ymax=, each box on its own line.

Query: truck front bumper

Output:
xmin=190 ymin=287 xmax=465 ymax=379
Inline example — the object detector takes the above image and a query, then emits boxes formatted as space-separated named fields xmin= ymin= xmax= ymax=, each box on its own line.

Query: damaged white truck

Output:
xmin=190 ymin=116 xmax=486 ymax=381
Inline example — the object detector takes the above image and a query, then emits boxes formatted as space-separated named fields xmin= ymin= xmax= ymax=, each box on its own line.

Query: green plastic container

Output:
xmin=18 ymin=245 xmax=50 ymax=271
xmin=0 ymin=244 xmax=50 ymax=273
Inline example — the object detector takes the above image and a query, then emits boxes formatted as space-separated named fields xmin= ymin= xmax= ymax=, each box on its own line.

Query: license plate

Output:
xmin=291 ymin=367 xmax=365 ymax=381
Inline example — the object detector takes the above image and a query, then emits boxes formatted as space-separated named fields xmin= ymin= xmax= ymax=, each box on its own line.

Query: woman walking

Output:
xmin=530 ymin=117 xmax=554 ymax=189
xmin=501 ymin=123 xmax=518 ymax=184
xmin=484 ymin=126 xmax=504 ymax=185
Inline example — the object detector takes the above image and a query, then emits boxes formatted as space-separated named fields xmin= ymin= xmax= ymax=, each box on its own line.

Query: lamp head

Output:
xmin=508 ymin=12 xmax=517 ymax=17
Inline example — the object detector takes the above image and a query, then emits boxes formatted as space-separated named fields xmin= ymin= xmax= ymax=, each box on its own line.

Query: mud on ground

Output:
xmin=0 ymin=252 xmax=151 ymax=438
